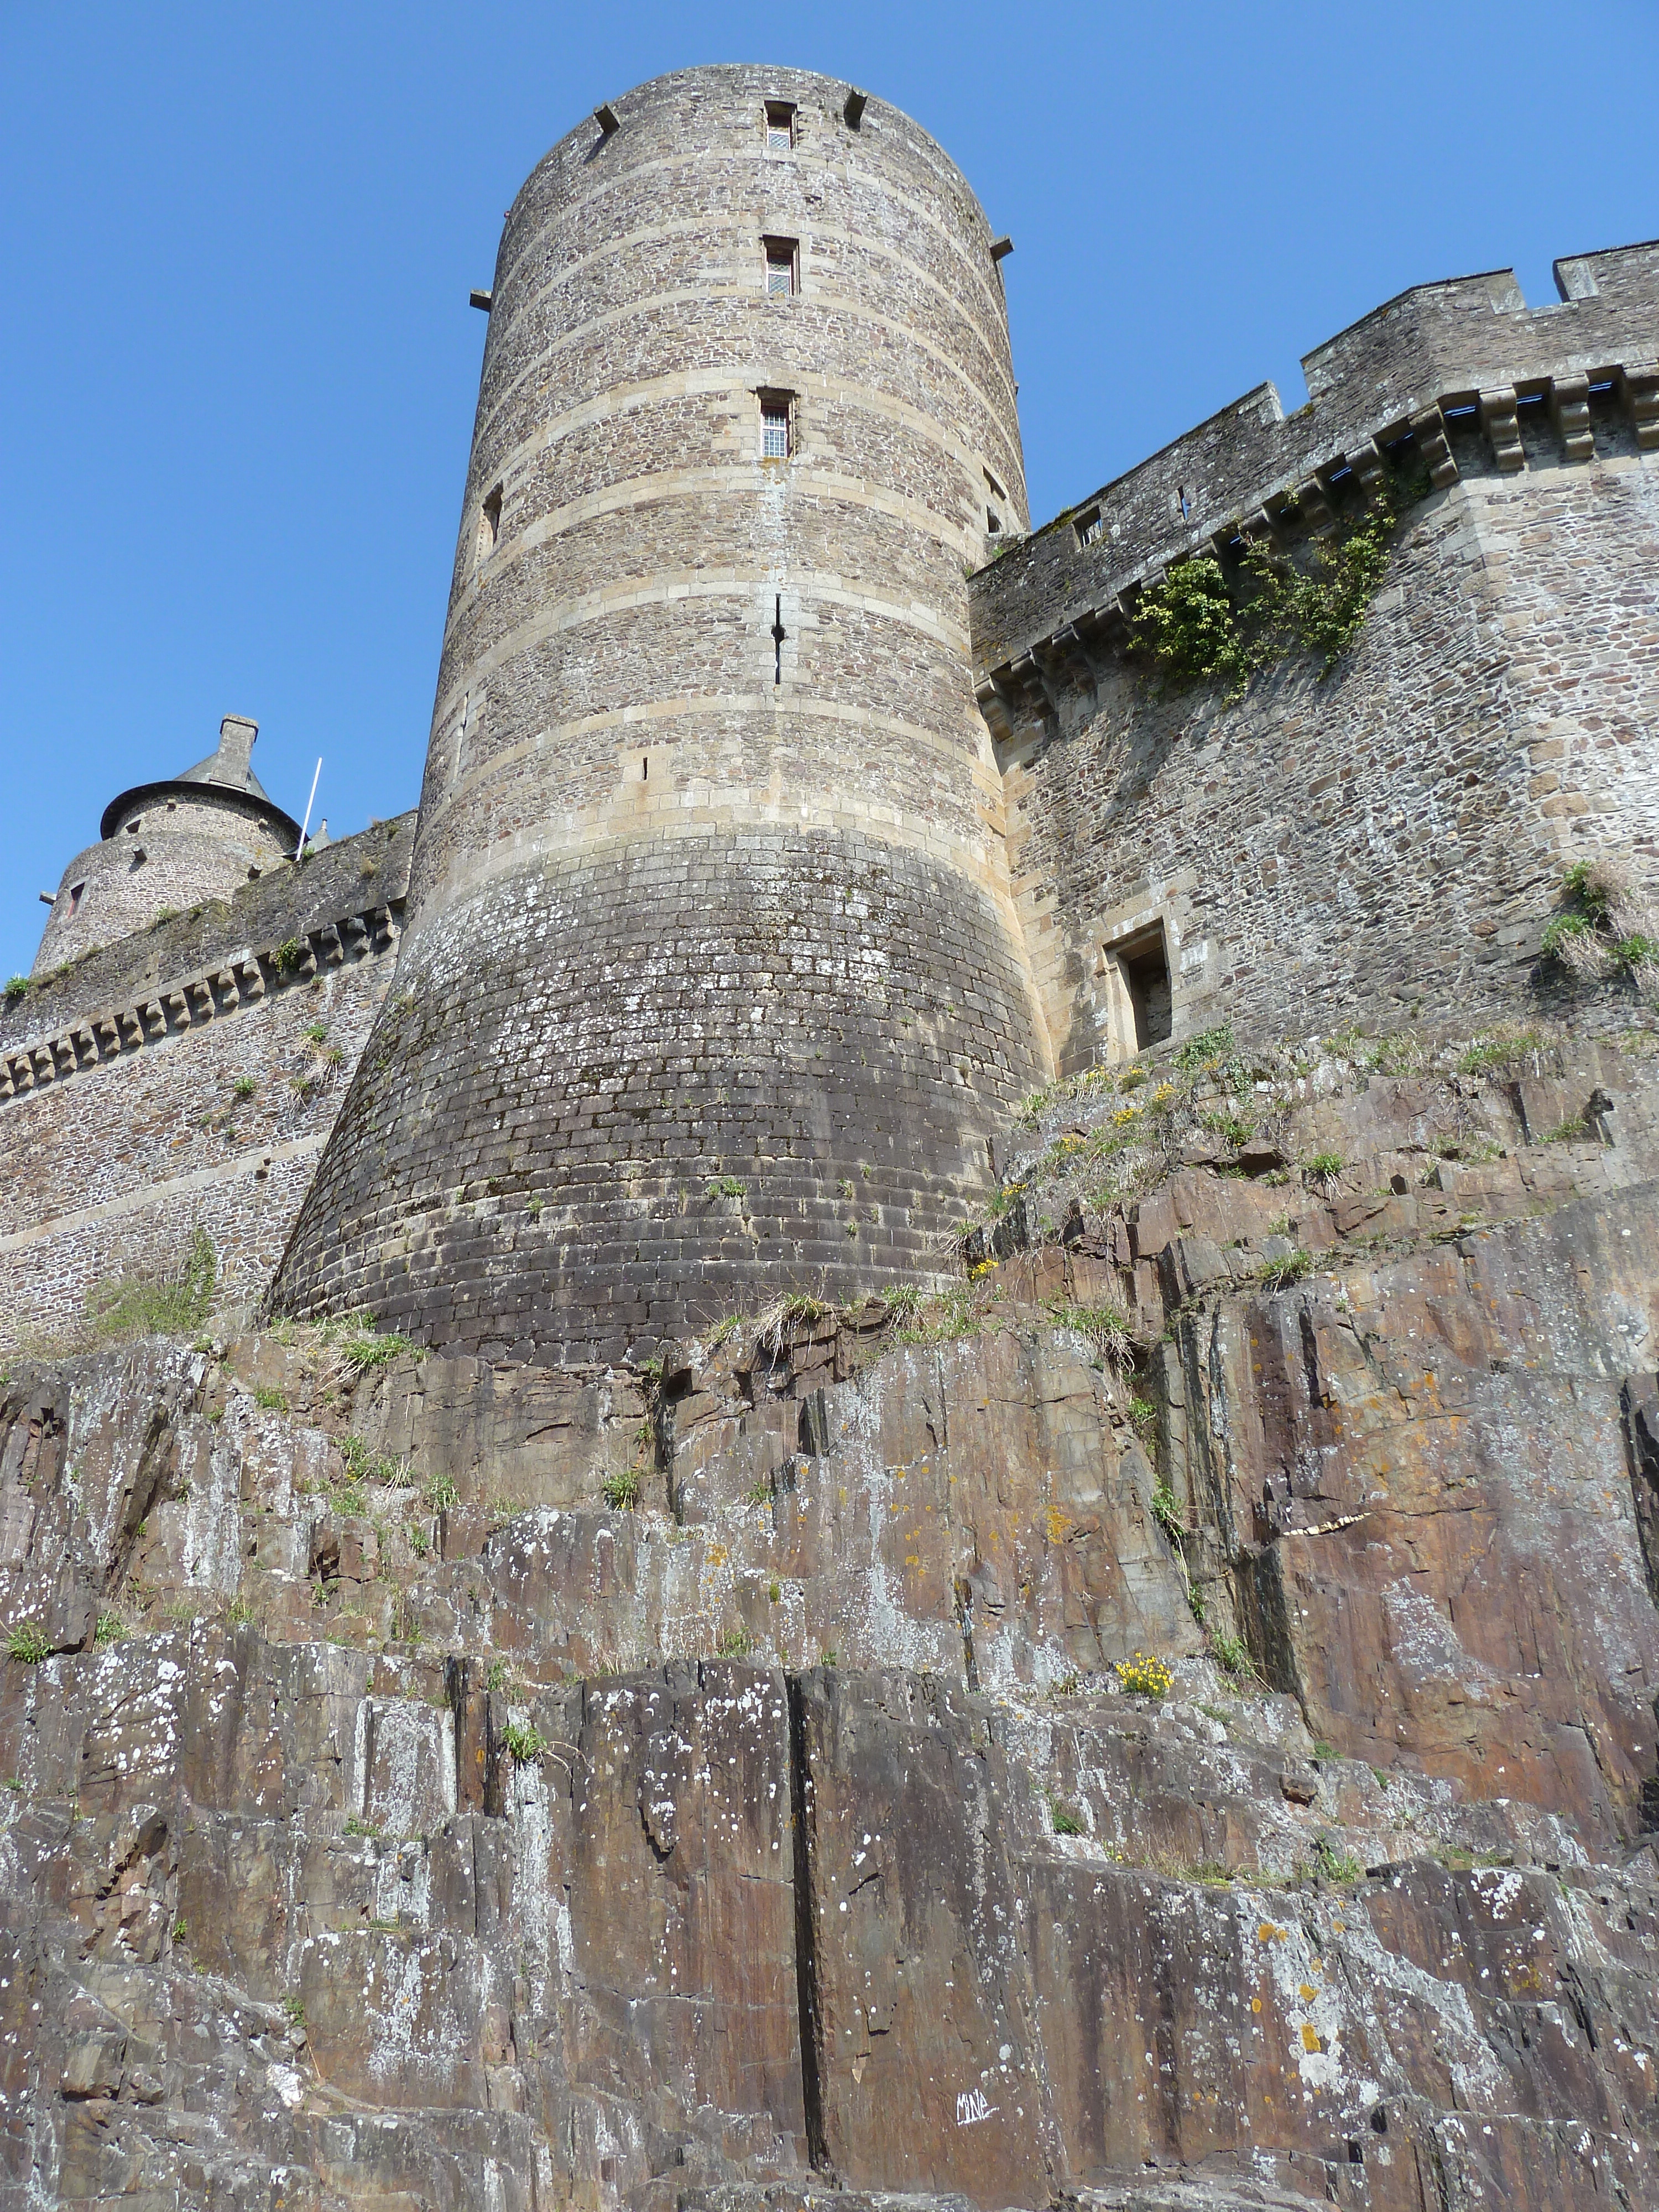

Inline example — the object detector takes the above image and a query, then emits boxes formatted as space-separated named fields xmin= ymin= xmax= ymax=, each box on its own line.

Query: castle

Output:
xmin=4 ymin=64 xmax=1659 ymax=2212
xmin=3 ymin=65 xmax=1653 ymax=1362
xmin=4 ymin=67 xmax=1654 ymax=1364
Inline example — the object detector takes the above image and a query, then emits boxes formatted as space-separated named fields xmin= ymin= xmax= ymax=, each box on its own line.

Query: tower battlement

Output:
xmin=972 ymin=240 xmax=1659 ymax=702
xmin=969 ymin=244 xmax=1659 ymax=1081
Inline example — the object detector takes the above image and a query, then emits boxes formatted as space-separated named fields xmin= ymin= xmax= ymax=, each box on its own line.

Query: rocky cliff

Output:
xmin=5 ymin=1014 xmax=1659 ymax=2210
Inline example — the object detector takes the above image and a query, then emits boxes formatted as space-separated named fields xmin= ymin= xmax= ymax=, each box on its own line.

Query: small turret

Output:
xmin=33 ymin=716 xmax=302 ymax=974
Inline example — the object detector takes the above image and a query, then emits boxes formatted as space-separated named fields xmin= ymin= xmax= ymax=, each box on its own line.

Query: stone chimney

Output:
xmin=210 ymin=715 xmax=259 ymax=790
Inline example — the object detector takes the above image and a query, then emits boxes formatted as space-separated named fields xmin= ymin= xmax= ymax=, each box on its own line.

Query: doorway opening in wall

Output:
xmin=1108 ymin=924 xmax=1172 ymax=1052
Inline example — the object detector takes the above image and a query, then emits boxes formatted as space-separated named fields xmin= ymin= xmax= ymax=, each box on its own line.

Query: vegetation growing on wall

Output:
xmin=86 ymin=1226 xmax=217 ymax=1344
xmin=1539 ymin=856 xmax=1659 ymax=996
xmin=1129 ymin=485 xmax=1405 ymax=698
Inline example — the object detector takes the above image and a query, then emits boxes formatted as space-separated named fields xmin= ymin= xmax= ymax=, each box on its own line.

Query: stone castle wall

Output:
xmin=971 ymin=244 xmax=1659 ymax=1070
xmin=271 ymin=65 xmax=1048 ymax=1365
xmin=0 ymin=819 xmax=411 ymax=1354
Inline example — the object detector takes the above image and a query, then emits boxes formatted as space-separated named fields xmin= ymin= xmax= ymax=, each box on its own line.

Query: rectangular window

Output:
xmin=1100 ymin=924 xmax=1172 ymax=1053
xmin=764 ymin=237 xmax=797 ymax=296
xmin=761 ymin=397 xmax=791 ymax=458
xmin=1076 ymin=507 xmax=1104 ymax=548
xmin=765 ymin=101 xmax=795 ymax=150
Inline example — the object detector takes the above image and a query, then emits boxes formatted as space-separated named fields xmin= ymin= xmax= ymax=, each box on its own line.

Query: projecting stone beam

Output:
xmin=1479 ymin=387 xmax=1526 ymax=472
xmin=1549 ymin=373 xmax=1594 ymax=462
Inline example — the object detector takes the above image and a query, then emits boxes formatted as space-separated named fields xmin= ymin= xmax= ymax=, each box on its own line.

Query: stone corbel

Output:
xmin=1409 ymin=405 xmax=1459 ymax=489
xmin=138 ymin=1001 xmax=167 ymax=1042
xmin=71 ymin=1027 xmax=100 ymax=1068
xmin=186 ymin=979 xmax=216 ymax=1022
xmin=1006 ymin=650 xmax=1057 ymax=720
xmin=974 ymin=679 xmax=1014 ymax=743
xmin=162 ymin=989 xmax=190 ymax=1031
xmin=30 ymin=1046 xmax=56 ymax=1087
xmin=979 ymin=655 xmax=1053 ymax=739
xmin=1619 ymin=363 xmax=1659 ymax=451
xmin=1229 ymin=510 xmax=1284 ymax=572
xmin=1478 ymin=387 xmax=1525 ymax=472
xmin=341 ymin=915 xmax=370 ymax=958
xmin=1089 ymin=593 xmax=1136 ymax=648
xmin=117 ymin=1009 xmax=145 ymax=1050
xmin=1547 ymin=374 xmax=1594 ymax=462
xmin=1345 ymin=438 xmax=1389 ymax=503
xmin=315 ymin=922 xmax=345 ymax=966
xmin=234 ymin=958 xmax=265 ymax=1004
xmin=95 ymin=1018 xmax=121 ymax=1058
xmin=1293 ymin=474 xmax=1337 ymax=536
xmin=366 ymin=909 xmax=397 ymax=951
xmin=1037 ymin=625 xmax=1096 ymax=702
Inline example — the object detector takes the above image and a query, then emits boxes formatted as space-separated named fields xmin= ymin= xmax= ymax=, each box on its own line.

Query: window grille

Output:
xmin=765 ymin=239 xmax=796 ymax=296
xmin=765 ymin=102 xmax=794 ymax=150
xmin=761 ymin=401 xmax=791 ymax=458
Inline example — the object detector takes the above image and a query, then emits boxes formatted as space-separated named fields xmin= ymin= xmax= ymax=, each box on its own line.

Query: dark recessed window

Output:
xmin=764 ymin=237 xmax=797 ymax=297
xmin=1076 ymin=507 xmax=1104 ymax=548
xmin=1116 ymin=926 xmax=1172 ymax=1050
xmin=477 ymin=484 xmax=502 ymax=564
xmin=765 ymin=102 xmax=795 ymax=151
xmin=760 ymin=394 xmax=792 ymax=459
xmin=67 ymin=882 xmax=85 ymax=916
xmin=986 ymin=509 xmax=1002 ymax=535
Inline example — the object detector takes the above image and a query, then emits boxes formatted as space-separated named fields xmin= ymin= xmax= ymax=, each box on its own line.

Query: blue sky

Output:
xmin=3 ymin=1 xmax=1655 ymax=983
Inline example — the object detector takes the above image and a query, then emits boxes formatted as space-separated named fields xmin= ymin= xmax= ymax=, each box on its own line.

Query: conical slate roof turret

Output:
xmin=34 ymin=714 xmax=304 ymax=974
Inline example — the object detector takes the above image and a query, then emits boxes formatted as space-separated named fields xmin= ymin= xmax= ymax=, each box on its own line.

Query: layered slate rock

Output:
xmin=6 ymin=1025 xmax=1659 ymax=2206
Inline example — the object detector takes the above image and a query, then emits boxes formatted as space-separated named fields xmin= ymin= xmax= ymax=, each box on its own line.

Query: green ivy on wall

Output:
xmin=1129 ymin=482 xmax=1410 ymax=698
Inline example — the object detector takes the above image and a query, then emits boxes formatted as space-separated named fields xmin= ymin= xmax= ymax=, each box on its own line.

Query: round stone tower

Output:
xmin=33 ymin=716 xmax=301 ymax=974
xmin=273 ymin=65 xmax=1047 ymax=1363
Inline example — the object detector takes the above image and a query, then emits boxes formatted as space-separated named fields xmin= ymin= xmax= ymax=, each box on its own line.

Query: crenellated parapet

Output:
xmin=0 ymin=815 xmax=416 ymax=1357
xmin=970 ymin=239 xmax=1659 ymax=731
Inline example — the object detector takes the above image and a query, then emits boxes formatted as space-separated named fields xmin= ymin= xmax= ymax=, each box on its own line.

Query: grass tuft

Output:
xmin=5 ymin=1623 xmax=52 ymax=1665
xmin=602 ymin=1467 xmax=642 ymax=1511
xmin=502 ymin=1721 xmax=549 ymax=1765
xmin=86 ymin=1227 xmax=216 ymax=1345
